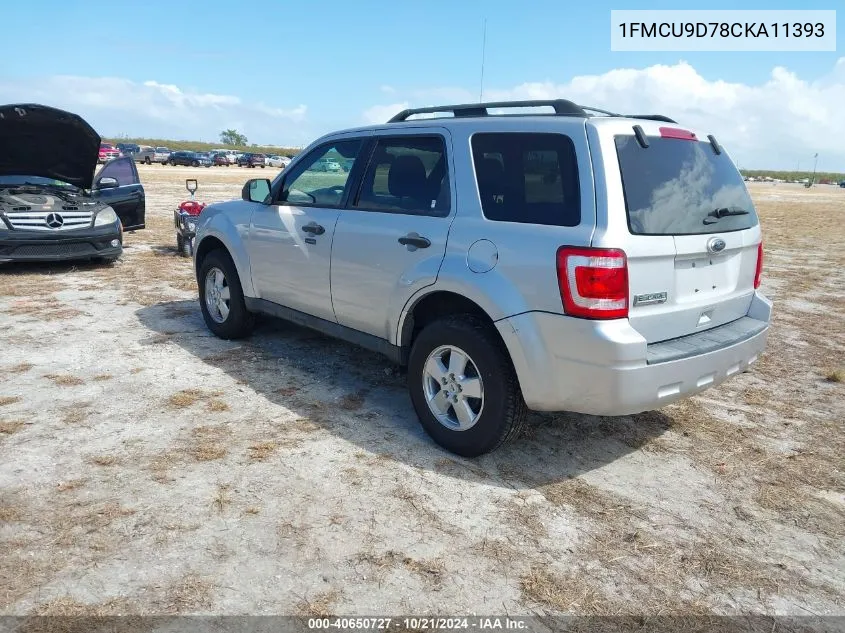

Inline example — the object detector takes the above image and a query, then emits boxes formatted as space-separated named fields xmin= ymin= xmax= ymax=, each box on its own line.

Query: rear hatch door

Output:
xmin=593 ymin=121 xmax=761 ymax=344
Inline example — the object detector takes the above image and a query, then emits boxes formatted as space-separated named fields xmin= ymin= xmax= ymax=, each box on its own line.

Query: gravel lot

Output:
xmin=1 ymin=165 xmax=843 ymax=619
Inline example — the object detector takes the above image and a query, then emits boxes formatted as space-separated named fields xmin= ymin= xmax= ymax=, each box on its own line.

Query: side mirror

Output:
xmin=97 ymin=177 xmax=118 ymax=189
xmin=242 ymin=178 xmax=271 ymax=204
xmin=186 ymin=179 xmax=198 ymax=194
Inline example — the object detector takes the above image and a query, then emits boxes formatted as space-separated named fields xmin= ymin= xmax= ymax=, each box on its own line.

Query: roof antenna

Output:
xmin=479 ymin=18 xmax=487 ymax=102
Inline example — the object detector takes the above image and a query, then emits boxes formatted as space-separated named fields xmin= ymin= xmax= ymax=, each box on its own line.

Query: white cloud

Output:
xmin=366 ymin=60 xmax=845 ymax=171
xmin=362 ymin=102 xmax=409 ymax=125
xmin=0 ymin=75 xmax=310 ymax=146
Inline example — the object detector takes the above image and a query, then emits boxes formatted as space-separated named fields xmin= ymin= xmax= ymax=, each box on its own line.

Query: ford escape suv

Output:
xmin=192 ymin=99 xmax=771 ymax=457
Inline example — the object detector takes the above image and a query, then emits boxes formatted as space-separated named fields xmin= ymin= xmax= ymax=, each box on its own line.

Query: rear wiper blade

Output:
xmin=703 ymin=207 xmax=750 ymax=224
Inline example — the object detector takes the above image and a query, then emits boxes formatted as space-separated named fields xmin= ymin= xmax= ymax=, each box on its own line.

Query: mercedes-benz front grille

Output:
xmin=4 ymin=208 xmax=94 ymax=231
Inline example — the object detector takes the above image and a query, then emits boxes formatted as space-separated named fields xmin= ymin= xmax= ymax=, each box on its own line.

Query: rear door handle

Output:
xmin=302 ymin=222 xmax=325 ymax=236
xmin=398 ymin=233 xmax=431 ymax=249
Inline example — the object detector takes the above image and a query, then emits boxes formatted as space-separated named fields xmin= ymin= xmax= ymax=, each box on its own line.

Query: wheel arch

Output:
xmin=194 ymin=231 xmax=255 ymax=297
xmin=398 ymin=290 xmax=507 ymax=359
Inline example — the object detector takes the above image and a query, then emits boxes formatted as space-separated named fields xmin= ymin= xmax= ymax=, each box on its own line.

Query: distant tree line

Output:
xmin=741 ymin=169 xmax=845 ymax=183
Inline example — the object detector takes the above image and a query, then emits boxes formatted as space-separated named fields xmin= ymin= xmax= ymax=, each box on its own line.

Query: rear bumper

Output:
xmin=496 ymin=292 xmax=772 ymax=415
xmin=0 ymin=226 xmax=122 ymax=263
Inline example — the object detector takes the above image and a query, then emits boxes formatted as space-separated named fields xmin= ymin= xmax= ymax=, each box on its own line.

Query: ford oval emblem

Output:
xmin=707 ymin=237 xmax=726 ymax=254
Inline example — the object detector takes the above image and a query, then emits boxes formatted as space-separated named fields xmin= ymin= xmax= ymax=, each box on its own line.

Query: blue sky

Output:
xmin=2 ymin=0 xmax=844 ymax=169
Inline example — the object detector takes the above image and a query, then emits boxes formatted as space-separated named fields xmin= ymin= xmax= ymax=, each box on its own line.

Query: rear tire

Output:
xmin=407 ymin=315 xmax=527 ymax=457
xmin=144 ymin=157 xmax=151 ymax=165
xmin=197 ymin=249 xmax=254 ymax=340
xmin=191 ymin=160 xmax=199 ymax=167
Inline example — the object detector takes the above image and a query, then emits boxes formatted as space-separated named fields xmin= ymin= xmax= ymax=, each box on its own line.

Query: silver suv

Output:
xmin=192 ymin=99 xmax=771 ymax=457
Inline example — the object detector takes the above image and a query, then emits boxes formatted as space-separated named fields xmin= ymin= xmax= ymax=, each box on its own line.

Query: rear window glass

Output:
xmin=471 ymin=133 xmax=580 ymax=226
xmin=615 ymin=135 xmax=758 ymax=235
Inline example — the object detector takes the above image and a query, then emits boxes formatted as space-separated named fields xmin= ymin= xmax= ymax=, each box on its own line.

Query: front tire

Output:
xmin=198 ymin=249 xmax=254 ymax=340
xmin=145 ymin=157 xmax=151 ymax=165
xmin=407 ymin=315 xmax=527 ymax=457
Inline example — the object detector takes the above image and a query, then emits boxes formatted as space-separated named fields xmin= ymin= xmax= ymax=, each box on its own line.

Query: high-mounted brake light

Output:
xmin=557 ymin=247 xmax=628 ymax=319
xmin=659 ymin=127 xmax=697 ymax=141
xmin=754 ymin=241 xmax=764 ymax=289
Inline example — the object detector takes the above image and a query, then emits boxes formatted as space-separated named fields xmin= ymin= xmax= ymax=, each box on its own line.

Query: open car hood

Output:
xmin=0 ymin=103 xmax=101 ymax=189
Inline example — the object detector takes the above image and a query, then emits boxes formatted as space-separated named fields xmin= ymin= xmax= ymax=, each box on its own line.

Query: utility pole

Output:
xmin=811 ymin=152 xmax=819 ymax=184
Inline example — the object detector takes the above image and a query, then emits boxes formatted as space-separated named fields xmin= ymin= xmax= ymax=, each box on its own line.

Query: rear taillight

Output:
xmin=557 ymin=247 xmax=628 ymax=319
xmin=754 ymin=241 xmax=764 ymax=289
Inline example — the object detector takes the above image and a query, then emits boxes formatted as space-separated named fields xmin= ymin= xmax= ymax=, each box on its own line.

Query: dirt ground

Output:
xmin=1 ymin=165 xmax=843 ymax=619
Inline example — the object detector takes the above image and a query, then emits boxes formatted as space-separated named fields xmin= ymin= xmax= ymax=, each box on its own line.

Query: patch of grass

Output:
xmin=825 ymin=368 xmax=844 ymax=383
xmin=164 ymin=574 xmax=214 ymax=613
xmin=276 ymin=386 xmax=299 ymax=396
xmin=92 ymin=374 xmax=113 ymax=382
xmin=167 ymin=388 xmax=205 ymax=408
xmin=248 ymin=441 xmax=277 ymax=461
xmin=87 ymin=455 xmax=120 ymax=467
xmin=61 ymin=402 xmax=91 ymax=425
xmin=56 ymin=479 xmax=86 ymax=493
xmin=355 ymin=551 xmax=446 ymax=587
xmin=43 ymin=374 xmax=85 ymax=387
xmin=190 ymin=425 xmax=229 ymax=462
xmin=245 ymin=506 xmax=261 ymax=515
xmin=520 ymin=567 xmax=604 ymax=613
xmin=0 ymin=419 xmax=25 ymax=435
xmin=206 ymin=399 xmax=229 ymax=412
xmin=296 ymin=588 xmax=342 ymax=617
xmin=0 ymin=396 xmax=22 ymax=407
xmin=192 ymin=443 xmax=227 ymax=462
xmin=2 ymin=362 xmax=33 ymax=374
xmin=0 ymin=505 xmax=22 ymax=522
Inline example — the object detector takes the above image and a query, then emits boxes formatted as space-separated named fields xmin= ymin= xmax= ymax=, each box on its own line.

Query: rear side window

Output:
xmin=615 ymin=135 xmax=759 ymax=235
xmin=471 ymin=132 xmax=581 ymax=226
xmin=354 ymin=135 xmax=450 ymax=217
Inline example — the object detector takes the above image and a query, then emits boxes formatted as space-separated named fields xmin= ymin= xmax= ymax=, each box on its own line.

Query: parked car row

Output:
xmin=106 ymin=144 xmax=295 ymax=169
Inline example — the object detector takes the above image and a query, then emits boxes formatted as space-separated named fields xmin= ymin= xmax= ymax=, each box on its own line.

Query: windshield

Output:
xmin=0 ymin=175 xmax=78 ymax=190
xmin=156 ymin=147 xmax=169 ymax=152
xmin=615 ymin=135 xmax=759 ymax=235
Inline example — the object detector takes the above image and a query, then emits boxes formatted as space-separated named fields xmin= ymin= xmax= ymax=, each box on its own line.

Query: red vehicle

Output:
xmin=210 ymin=152 xmax=229 ymax=167
xmin=98 ymin=143 xmax=120 ymax=164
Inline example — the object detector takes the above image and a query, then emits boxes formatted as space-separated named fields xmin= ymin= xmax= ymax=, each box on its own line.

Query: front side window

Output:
xmin=471 ymin=132 xmax=581 ymax=226
xmin=354 ymin=135 xmax=450 ymax=217
xmin=281 ymin=139 xmax=363 ymax=207
xmin=97 ymin=157 xmax=138 ymax=186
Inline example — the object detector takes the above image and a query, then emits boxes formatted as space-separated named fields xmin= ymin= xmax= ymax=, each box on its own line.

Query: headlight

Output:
xmin=188 ymin=222 xmax=196 ymax=231
xmin=94 ymin=207 xmax=118 ymax=226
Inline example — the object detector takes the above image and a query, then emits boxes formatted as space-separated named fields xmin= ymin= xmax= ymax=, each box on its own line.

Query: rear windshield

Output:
xmin=615 ymin=135 xmax=758 ymax=235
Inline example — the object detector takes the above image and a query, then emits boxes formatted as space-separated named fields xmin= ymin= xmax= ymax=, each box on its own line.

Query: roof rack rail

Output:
xmin=626 ymin=114 xmax=677 ymax=123
xmin=578 ymin=106 xmax=622 ymax=117
xmin=387 ymin=99 xmax=588 ymax=122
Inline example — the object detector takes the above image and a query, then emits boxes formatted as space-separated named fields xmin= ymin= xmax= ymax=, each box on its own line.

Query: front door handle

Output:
xmin=302 ymin=222 xmax=325 ymax=236
xmin=398 ymin=233 xmax=431 ymax=249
